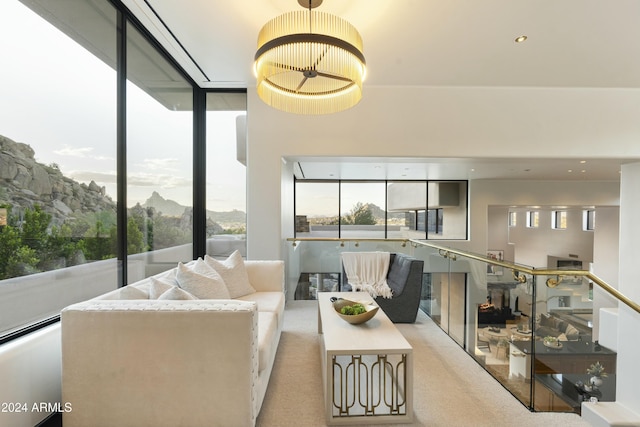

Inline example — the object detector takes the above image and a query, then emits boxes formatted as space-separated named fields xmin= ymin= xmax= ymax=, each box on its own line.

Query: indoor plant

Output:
xmin=587 ymin=361 xmax=608 ymax=388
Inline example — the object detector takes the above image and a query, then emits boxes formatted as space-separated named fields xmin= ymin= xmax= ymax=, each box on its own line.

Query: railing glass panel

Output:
xmin=285 ymin=238 xmax=634 ymax=414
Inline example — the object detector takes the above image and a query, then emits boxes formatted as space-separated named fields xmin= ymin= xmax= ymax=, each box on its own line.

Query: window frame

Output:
xmin=0 ymin=0 xmax=247 ymax=343
xmin=293 ymin=178 xmax=468 ymax=240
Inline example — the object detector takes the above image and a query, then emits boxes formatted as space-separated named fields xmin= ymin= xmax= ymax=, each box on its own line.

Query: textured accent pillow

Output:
xmin=149 ymin=277 xmax=177 ymax=299
xmin=176 ymin=261 xmax=230 ymax=299
xmin=204 ymin=251 xmax=256 ymax=298
xmin=158 ymin=286 xmax=197 ymax=300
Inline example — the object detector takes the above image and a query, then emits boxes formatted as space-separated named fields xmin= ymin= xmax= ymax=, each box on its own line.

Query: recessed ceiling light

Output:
xmin=580 ymin=160 xmax=587 ymax=164
xmin=515 ymin=35 xmax=528 ymax=43
xmin=568 ymin=169 xmax=573 ymax=173
xmin=581 ymin=170 xmax=587 ymax=173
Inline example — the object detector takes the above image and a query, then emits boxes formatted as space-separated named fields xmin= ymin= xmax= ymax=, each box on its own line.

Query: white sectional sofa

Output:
xmin=61 ymin=252 xmax=285 ymax=427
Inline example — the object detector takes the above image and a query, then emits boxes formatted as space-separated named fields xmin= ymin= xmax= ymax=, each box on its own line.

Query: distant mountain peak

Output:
xmin=143 ymin=192 xmax=186 ymax=217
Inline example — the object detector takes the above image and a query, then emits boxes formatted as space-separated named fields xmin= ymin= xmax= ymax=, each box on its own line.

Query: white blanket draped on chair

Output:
xmin=342 ymin=251 xmax=393 ymax=299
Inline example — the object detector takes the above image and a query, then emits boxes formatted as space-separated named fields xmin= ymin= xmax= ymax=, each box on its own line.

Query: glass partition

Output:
xmin=285 ymin=237 xmax=632 ymax=415
xmin=288 ymin=239 xmax=412 ymax=301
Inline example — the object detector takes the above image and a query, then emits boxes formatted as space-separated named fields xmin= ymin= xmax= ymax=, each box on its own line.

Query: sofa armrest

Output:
xmin=62 ymin=299 xmax=260 ymax=427
xmin=245 ymin=260 xmax=284 ymax=293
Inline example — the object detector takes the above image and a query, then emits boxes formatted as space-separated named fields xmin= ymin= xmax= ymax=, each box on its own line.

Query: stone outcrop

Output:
xmin=0 ymin=134 xmax=116 ymax=227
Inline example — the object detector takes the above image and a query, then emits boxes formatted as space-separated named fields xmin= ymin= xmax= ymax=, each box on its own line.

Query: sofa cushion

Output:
xmin=176 ymin=261 xmax=230 ymax=299
xmin=236 ymin=292 xmax=285 ymax=326
xmin=204 ymin=251 xmax=256 ymax=298
xmin=536 ymin=326 xmax=559 ymax=338
xmin=539 ymin=313 xmax=553 ymax=327
xmin=565 ymin=323 xmax=580 ymax=340
xmin=387 ymin=254 xmax=413 ymax=297
xmin=257 ymin=311 xmax=278 ymax=373
xmin=157 ymin=286 xmax=197 ymax=300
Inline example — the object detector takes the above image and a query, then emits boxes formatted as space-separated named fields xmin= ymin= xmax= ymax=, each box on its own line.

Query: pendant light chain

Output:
xmin=308 ymin=0 xmax=313 ymax=71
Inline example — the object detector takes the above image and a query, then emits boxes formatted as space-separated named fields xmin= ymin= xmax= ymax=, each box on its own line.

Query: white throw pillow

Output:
xmin=149 ymin=277 xmax=176 ymax=299
xmin=204 ymin=251 xmax=256 ymax=298
xmin=116 ymin=286 xmax=148 ymax=299
xmin=158 ymin=286 xmax=197 ymax=300
xmin=176 ymin=261 xmax=230 ymax=299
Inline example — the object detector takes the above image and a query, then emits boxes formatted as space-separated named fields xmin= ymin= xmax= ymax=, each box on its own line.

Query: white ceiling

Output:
xmin=121 ymin=0 xmax=640 ymax=180
xmin=293 ymin=157 xmax=627 ymax=181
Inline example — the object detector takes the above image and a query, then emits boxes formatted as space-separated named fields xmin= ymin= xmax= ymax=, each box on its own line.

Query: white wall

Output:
xmin=507 ymin=207 xmax=594 ymax=269
xmin=246 ymin=85 xmax=639 ymax=259
xmin=591 ymin=206 xmax=620 ymax=340
xmin=488 ymin=206 xmax=514 ymax=262
xmin=0 ymin=324 xmax=61 ymax=427
xmin=617 ymin=163 xmax=640 ymax=412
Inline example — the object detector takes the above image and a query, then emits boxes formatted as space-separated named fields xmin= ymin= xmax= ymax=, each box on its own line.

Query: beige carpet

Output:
xmin=256 ymin=300 xmax=591 ymax=427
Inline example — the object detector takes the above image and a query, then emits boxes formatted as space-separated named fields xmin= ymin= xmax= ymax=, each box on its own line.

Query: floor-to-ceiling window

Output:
xmin=125 ymin=21 xmax=194 ymax=282
xmin=0 ymin=0 xmax=248 ymax=342
xmin=205 ymin=92 xmax=247 ymax=258
xmin=0 ymin=0 xmax=118 ymax=338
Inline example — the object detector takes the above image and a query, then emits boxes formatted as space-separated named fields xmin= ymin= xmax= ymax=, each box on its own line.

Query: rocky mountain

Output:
xmin=143 ymin=191 xmax=187 ymax=217
xmin=143 ymin=191 xmax=246 ymax=225
xmin=0 ymin=134 xmax=116 ymax=227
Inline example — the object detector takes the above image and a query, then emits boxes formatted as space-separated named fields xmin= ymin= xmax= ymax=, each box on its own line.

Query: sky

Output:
xmin=0 ymin=1 xmax=246 ymax=212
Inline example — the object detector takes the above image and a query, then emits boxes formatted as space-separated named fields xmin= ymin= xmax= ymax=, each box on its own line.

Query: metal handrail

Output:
xmin=285 ymin=237 xmax=640 ymax=315
xmin=412 ymin=240 xmax=640 ymax=315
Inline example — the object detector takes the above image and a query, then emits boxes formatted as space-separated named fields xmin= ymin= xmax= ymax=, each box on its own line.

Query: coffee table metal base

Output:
xmin=318 ymin=292 xmax=413 ymax=425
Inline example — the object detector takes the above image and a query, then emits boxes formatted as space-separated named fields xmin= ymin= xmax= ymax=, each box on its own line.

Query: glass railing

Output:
xmin=285 ymin=237 xmax=640 ymax=414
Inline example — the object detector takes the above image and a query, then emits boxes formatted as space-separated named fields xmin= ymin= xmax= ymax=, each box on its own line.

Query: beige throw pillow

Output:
xmin=176 ymin=261 xmax=230 ymax=299
xmin=149 ymin=277 xmax=176 ymax=299
xmin=158 ymin=286 xmax=197 ymax=300
xmin=204 ymin=251 xmax=256 ymax=298
xmin=565 ymin=324 xmax=580 ymax=339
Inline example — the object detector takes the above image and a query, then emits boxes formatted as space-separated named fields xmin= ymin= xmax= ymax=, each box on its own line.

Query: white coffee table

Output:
xmin=317 ymin=292 xmax=414 ymax=425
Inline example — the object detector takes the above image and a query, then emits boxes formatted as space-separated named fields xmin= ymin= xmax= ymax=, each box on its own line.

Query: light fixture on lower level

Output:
xmin=254 ymin=0 xmax=366 ymax=115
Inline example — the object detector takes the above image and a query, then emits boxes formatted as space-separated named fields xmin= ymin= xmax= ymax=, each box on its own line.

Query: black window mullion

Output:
xmin=116 ymin=9 xmax=127 ymax=287
xmin=193 ymin=88 xmax=206 ymax=259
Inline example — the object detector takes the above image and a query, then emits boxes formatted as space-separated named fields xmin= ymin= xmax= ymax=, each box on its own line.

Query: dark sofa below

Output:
xmin=536 ymin=312 xmax=591 ymax=341
xmin=342 ymin=252 xmax=424 ymax=323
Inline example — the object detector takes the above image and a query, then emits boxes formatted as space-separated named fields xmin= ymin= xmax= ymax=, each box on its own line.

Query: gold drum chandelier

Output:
xmin=254 ymin=0 xmax=366 ymax=115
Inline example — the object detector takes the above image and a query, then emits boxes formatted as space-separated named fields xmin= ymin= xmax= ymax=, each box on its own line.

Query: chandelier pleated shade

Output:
xmin=254 ymin=10 xmax=366 ymax=115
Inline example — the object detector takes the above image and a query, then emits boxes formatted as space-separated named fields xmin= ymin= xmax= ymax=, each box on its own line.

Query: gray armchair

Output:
xmin=342 ymin=253 xmax=425 ymax=323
